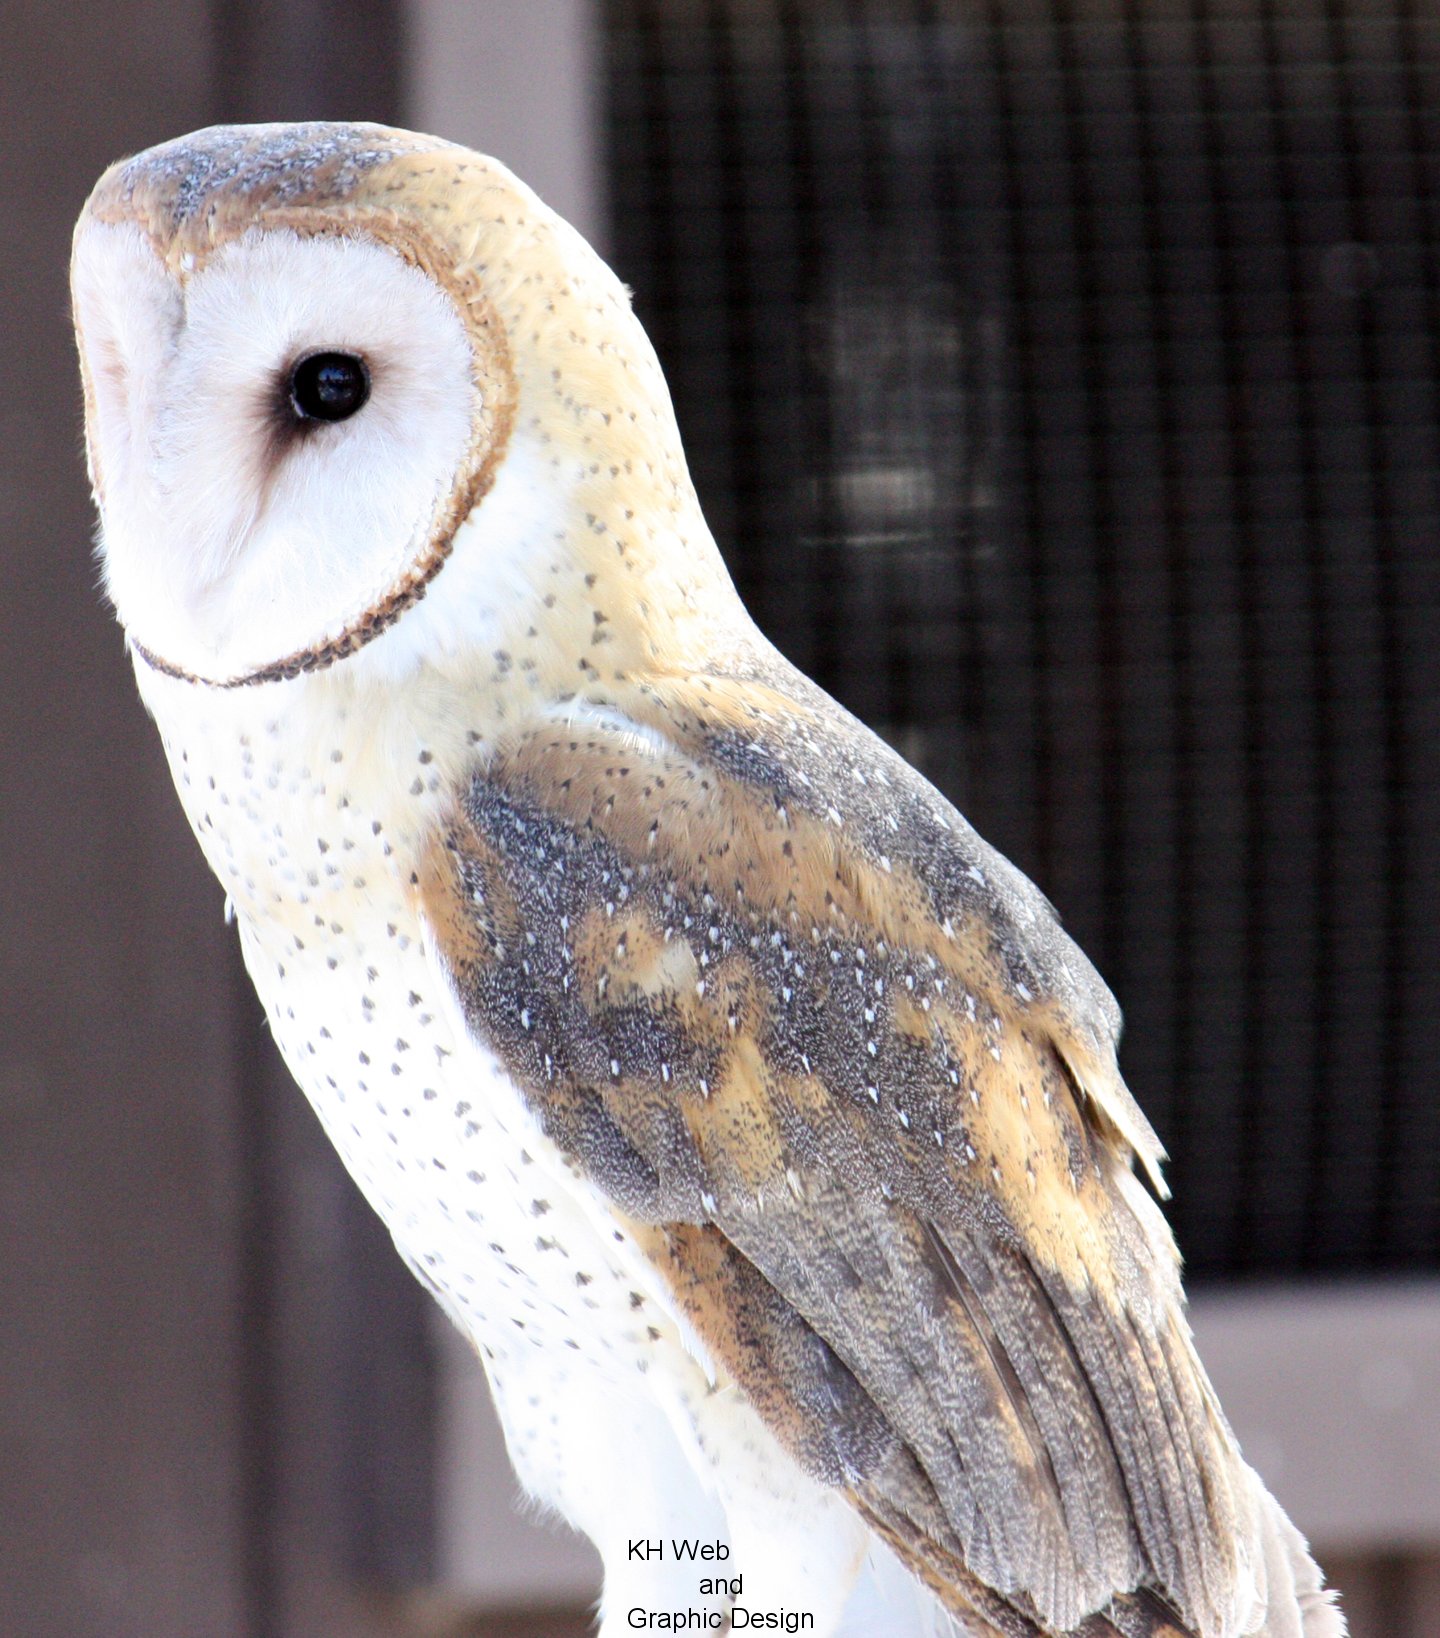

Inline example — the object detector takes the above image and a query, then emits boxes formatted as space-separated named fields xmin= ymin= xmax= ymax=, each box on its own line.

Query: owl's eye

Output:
xmin=288 ymin=351 xmax=370 ymax=423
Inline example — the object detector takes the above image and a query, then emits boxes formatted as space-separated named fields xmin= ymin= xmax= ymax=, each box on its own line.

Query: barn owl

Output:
xmin=71 ymin=123 xmax=1342 ymax=1638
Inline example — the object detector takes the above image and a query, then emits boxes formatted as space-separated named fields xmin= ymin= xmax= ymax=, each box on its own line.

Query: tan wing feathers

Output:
xmin=620 ymin=663 xmax=1169 ymax=1194
xmin=418 ymin=675 xmax=1241 ymax=1635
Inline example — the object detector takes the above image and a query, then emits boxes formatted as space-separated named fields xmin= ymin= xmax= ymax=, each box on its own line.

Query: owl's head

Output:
xmin=72 ymin=123 xmax=724 ymax=690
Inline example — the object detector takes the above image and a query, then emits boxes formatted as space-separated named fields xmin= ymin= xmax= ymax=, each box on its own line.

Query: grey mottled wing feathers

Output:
xmin=418 ymin=665 xmax=1245 ymax=1637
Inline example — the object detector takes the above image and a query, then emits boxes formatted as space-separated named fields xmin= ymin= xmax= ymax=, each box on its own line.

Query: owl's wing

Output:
xmin=417 ymin=663 xmax=1247 ymax=1638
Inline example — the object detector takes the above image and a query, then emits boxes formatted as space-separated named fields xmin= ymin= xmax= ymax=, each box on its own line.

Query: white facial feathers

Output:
xmin=73 ymin=225 xmax=476 ymax=682
xmin=72 ymin=124 xmax=750 ymax=704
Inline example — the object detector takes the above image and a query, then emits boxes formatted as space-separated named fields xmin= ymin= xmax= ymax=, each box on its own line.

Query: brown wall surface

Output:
xmin=0 ymin=4 xmax=436 ymax=1635
xmin=0 ymin=4 xmax=249 ymax=1633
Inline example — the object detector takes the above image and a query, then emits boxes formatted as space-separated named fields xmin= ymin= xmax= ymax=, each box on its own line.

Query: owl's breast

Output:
xmin=247 ymin=903 xmax=677 ymax=1382
xmin=144 ymin=671 xmax=691 ymax=1383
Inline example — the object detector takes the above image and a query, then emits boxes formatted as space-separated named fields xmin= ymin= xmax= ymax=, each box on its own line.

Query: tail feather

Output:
xmin=855 ymin=1462 xmax=1344 ymax=1638
xmin=1234 ymin=1468 xmax=1346 ymax=1638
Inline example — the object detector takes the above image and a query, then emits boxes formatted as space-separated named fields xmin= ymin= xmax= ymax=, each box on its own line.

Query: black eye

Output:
xmin=288 ymin=351 xmax=370 ymax=423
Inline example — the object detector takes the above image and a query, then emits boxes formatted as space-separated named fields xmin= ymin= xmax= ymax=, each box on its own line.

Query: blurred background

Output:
xmin=1 ymin=0 xmax=1436 ymax=1634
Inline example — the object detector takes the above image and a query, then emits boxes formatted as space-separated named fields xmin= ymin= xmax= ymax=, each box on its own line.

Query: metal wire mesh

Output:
xmin=604 ymin=0 xmax=1440 ymax=1279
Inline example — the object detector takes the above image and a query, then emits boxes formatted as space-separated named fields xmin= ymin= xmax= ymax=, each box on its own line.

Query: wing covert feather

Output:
xmin=416 ymin=666 xmax=1249 ymax=1637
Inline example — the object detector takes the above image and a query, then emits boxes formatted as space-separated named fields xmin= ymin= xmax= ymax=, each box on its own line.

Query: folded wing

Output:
xmin=417 ymin=660 xmax=1275 ymax=1637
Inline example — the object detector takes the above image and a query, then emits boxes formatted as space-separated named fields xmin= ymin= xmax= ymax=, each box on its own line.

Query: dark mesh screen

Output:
xmin=604 ymin=0 xmax=1440 ymax=1279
